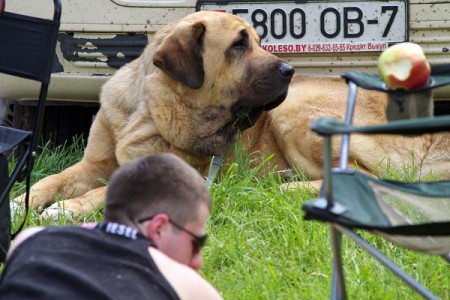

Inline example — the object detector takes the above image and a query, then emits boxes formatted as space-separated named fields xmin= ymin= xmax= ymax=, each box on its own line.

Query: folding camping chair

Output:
xmin=302 ymin=65 xmax=450 ymax=300
xmin=0 ymin=0 xmax=61 ymax=262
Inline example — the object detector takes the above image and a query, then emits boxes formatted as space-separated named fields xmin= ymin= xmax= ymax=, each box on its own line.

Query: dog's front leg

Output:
xmin=13 ymin=109 xmax=118 ymax=215
xmin=40 ymin=186 xmax=107 ymax=220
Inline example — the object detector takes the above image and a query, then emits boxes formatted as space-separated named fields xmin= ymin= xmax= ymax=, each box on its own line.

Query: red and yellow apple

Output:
xmin=378 ymin=42 xmax=431 ymax=90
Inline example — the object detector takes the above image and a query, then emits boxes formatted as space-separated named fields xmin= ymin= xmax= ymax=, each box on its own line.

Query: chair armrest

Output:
xmin=311 ymin=115 xmax=450 ymax=136
xmin=342 ymin=65 xmax=450 ymax=94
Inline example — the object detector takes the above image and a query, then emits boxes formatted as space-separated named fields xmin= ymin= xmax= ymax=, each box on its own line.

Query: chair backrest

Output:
xmin=0 ymin=0 xmax=61 ymax=83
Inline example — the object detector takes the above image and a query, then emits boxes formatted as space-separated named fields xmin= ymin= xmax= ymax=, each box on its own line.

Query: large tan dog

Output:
xmin=17 ymin=11 xmax=293 ymax=217
xmin=18 ymin=11 xmax=450 ymax=218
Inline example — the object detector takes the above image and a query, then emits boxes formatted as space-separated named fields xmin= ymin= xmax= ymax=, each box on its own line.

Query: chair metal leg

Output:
xmin=330 ymin=225 xmax=347 ymax=300
xmin=339 ymin=81 xmax=358 ymax=169
xmin=0 ymin=153 xmax=11 ymax=262
xmin=0 ymin=147 xmax=31 ymax=204
xmin=334 ymin=224 xmax=439 ymax=300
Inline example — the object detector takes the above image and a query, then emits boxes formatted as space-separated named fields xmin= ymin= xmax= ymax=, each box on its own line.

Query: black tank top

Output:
xmin=0 ymin=222 xmax=180 ymax=300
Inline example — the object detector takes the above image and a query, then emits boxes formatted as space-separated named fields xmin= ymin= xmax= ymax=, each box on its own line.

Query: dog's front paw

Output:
xmin=41 ymin=202 xmax=73 ymax=222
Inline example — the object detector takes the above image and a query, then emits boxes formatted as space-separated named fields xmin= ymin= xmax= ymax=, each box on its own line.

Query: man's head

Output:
xmin=104 ymin=153 xmax=212 ymax=269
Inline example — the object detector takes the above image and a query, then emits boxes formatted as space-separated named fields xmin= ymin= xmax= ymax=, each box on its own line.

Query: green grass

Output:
xmin=4 ymin=137 xmax=450 ymax=299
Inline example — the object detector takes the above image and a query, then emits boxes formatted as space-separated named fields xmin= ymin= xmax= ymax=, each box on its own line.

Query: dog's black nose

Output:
xmin=279 ymin=62 xmax=295 ymax=78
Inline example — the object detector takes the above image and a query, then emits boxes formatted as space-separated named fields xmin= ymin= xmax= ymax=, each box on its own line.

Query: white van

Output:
xmin=1 ymin=0 xmax=450 ymax=144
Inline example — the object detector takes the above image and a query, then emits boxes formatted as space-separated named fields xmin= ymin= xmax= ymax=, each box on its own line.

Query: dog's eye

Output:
xmin=231 ymin=31 xmax=248 ymax=51
xmin=232 ymin=37 xmax=248 ymax=51
xmin=227 ymin=30 xmax=249 ymax=57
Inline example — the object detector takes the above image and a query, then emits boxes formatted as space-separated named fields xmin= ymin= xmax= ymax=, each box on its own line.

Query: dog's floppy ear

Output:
xmin=153 ymin=22 xmax=205 ymax=89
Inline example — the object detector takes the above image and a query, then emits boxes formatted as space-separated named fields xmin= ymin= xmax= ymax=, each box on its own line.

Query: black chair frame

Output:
xmin=0 ymin=0 xmax=61 ymax=261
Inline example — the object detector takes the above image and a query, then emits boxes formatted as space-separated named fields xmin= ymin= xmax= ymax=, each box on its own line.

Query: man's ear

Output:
xmin=145 ymin=214 xmax=170 ymax=248
xmin=153 ymin=21 xmax=206 ymax=89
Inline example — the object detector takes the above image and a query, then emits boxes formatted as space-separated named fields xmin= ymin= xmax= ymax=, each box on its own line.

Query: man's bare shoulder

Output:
xmin=6 ymin=226 xmax=46 ymax=259
xmin=149 ymin=248 xmax=223 ymax=300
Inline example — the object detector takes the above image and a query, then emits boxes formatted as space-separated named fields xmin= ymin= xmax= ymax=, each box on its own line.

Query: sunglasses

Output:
xmin=139 ymin=215 xmax=207 ymax=254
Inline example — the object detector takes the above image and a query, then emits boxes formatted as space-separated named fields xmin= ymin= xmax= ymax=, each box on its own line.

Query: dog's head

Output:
xmin=145 ymin=11 xmax=294 ymax=157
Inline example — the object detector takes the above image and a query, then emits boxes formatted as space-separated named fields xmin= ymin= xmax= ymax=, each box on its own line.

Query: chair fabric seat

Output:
xmin=0 ymin=126 xmax=31 ymax=154
xmin=303 ymin=170 xmax=450 ymax=254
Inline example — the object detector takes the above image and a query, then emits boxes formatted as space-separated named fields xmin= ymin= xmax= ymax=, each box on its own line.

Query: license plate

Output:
xmin=197 ymin=0 xmax=407 ymax=53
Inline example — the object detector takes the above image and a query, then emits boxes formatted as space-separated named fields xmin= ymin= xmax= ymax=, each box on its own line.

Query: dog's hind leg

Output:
xmin=281 ymin=179 xmax=322 ymax=195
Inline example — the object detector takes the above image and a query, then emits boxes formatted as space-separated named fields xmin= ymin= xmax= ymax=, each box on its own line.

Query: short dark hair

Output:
xmin=104 ymin=153 xmax=211 ymax=228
